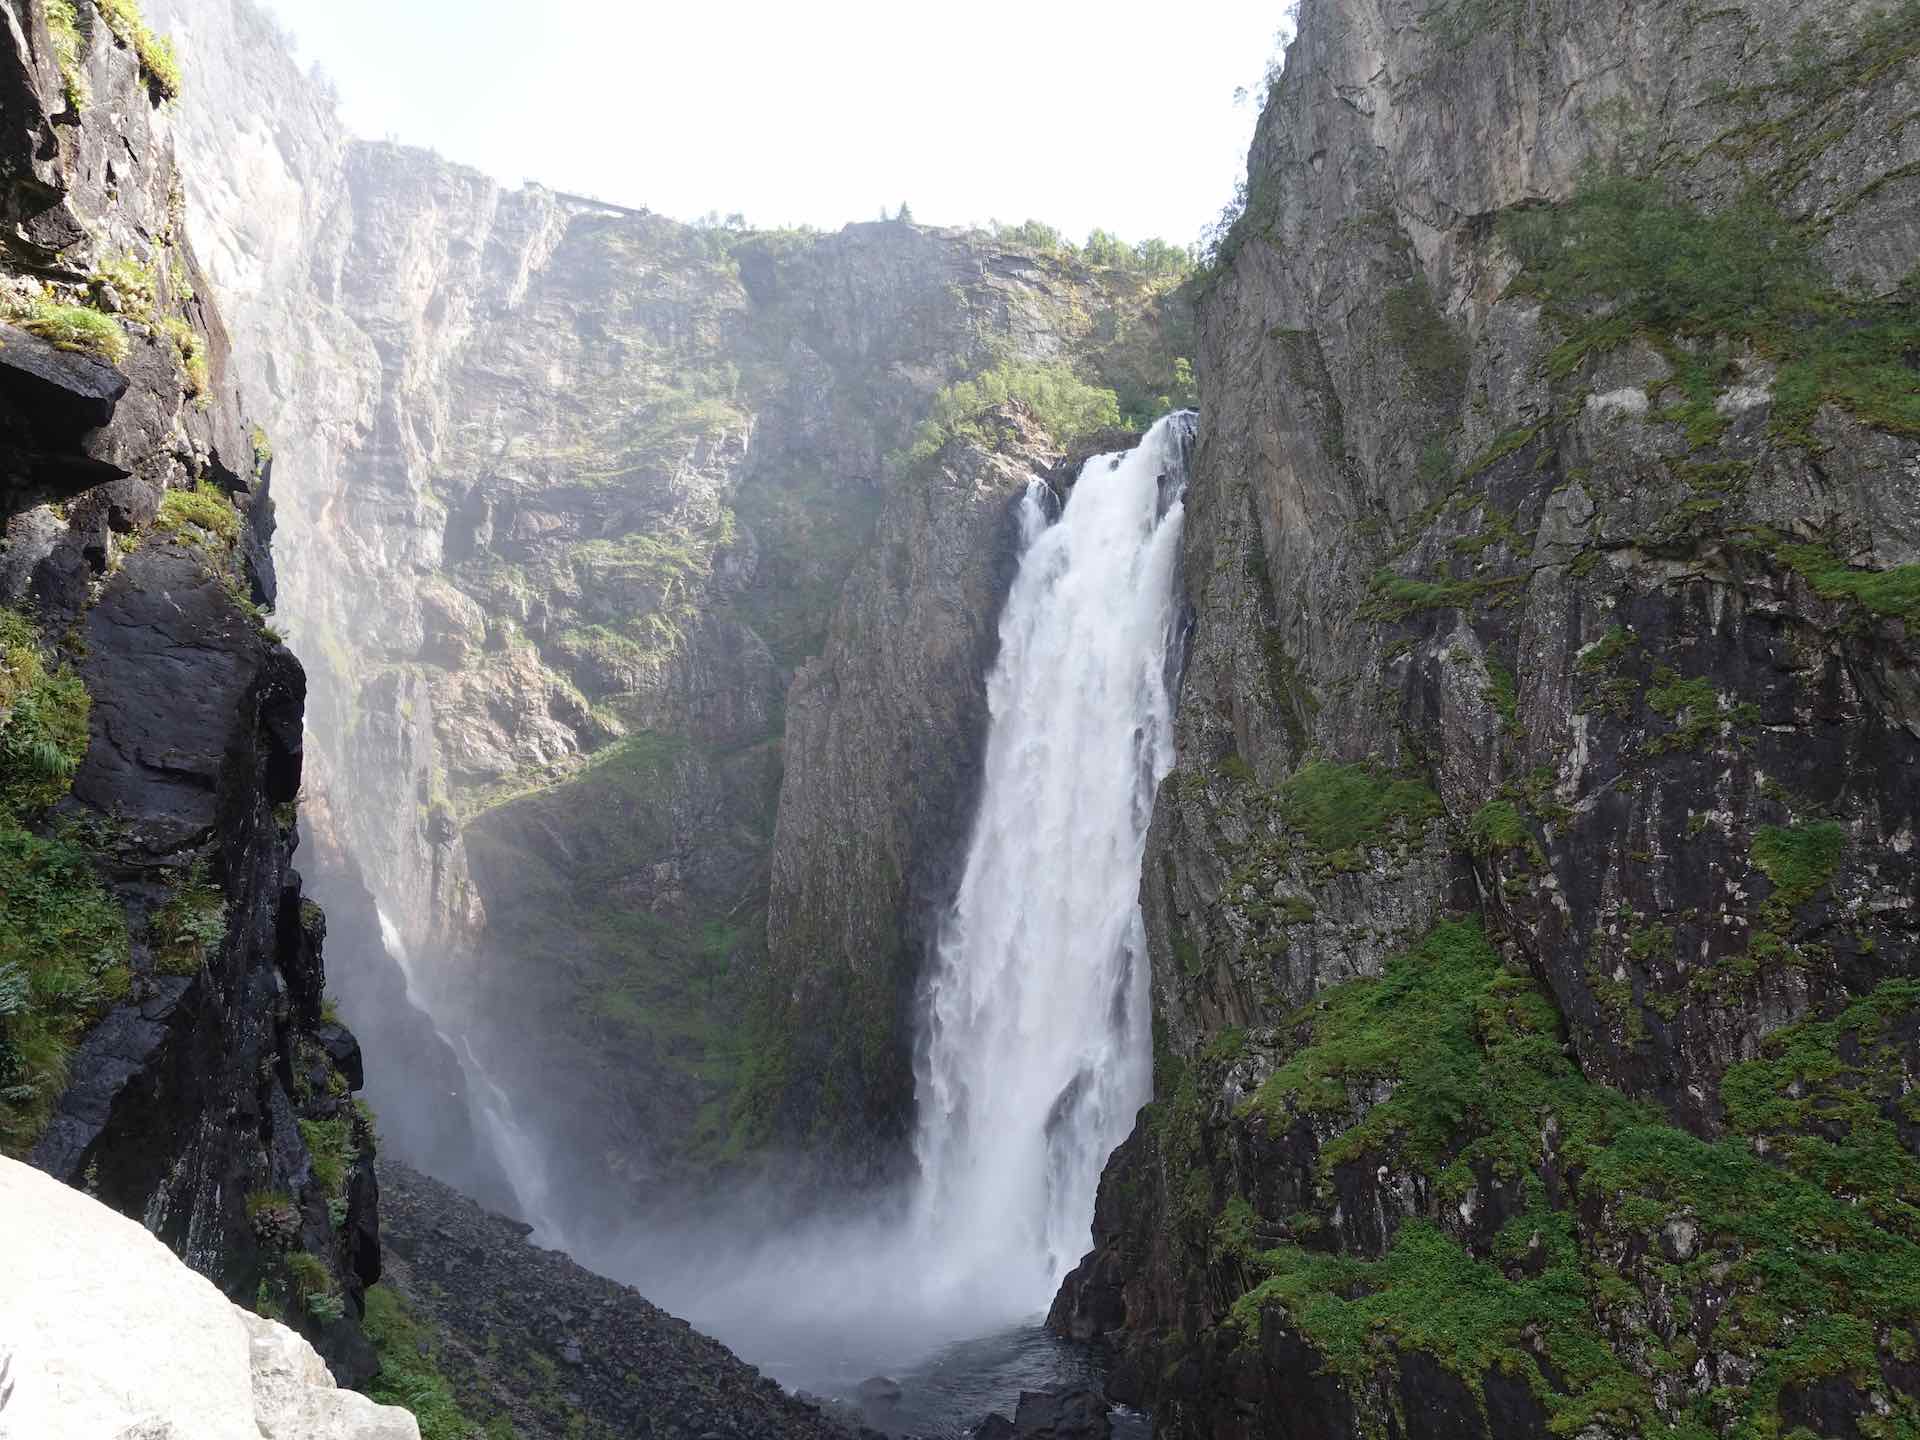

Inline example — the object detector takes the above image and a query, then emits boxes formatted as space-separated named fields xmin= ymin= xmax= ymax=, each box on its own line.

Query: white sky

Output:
xmin=257 ymin=1 xmax=1292 ymax=247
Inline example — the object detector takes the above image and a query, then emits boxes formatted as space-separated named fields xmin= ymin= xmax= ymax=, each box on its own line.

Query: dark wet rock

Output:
xmin=970 ymin=1388 xmax=1114 ymax=1440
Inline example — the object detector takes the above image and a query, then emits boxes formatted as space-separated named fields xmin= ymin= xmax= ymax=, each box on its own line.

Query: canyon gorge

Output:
xmin=2 ymin=0 xmax=1919 ymax=1436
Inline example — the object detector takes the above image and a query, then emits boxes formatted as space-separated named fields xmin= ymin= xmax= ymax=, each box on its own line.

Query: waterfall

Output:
xmin=374 ymin=909 xmax=561 ymax=1241
xmin=912 ymin=411 xmax=1191 ymax=1318
xmin=589 ymin=417 xmax=1191 ymax=1386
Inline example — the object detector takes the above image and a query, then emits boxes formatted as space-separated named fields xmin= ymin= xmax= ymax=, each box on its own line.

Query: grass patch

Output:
xmin=45 ymin=0 xmax=89 ymax=109
xmin=0 ymin=825 xmax=129 ymax=1154
xmin=363 ymin=1284 xmax=500 ymax=1439
xmin=156 ymin=481 xmax=240 ymax=547
xmin=148 ymin=865 xmax=226 ymax=976
xmin=15 ymin=298 xmax=128 ymax=366
xmin=160 ymin=317 xmax=209 ymax=404
xmin=1468 ymin=799 xmax=1527 ymax=852
xmin=1750 ymin=820 xmax=1846 ymax=911
xmin=0 ymin=612 xmax=90 ymax=820
xmin=1230 ymin=918 xmax=1920 ymax=1434
xmin=1275 ymin=759 xmax=1441 ymax=858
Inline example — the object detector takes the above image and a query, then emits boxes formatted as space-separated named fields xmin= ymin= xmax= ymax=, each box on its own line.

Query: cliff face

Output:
xmin=149 ymin=0 xmax=1194 ymax=1227
xmin=0 ymin=0 xmax=376 ymax=1383
xmin=1053 ymin=1 xmax=1920 ymax=1435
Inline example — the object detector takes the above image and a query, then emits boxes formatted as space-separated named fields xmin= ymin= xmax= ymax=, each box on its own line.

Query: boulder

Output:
xmin=0 ymin=1157 xmax=419 ymax=1440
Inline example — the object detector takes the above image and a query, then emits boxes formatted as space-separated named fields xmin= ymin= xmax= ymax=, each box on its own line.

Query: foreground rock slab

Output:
xmin=0 ymin=1157 xmax=417 ymax=1440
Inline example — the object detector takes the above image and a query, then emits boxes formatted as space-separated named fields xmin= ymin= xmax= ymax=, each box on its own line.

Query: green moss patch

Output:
xmin=1750 ymin=821 xmax=1846 ymax=912
xmin=1225 ymin=920 xmax=1920 ymax=1435
xmin=1500 ymin=177 xmax=1920 ymax=446
xmin=16 ymin=299 xmax=128 ymax=366
xmin=1275 ymin=760 xmax=1441 ymax=858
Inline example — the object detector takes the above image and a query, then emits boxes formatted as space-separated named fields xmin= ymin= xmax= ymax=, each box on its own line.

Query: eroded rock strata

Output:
xmin=1053 ymin=0 xmax=1920 ymax=1436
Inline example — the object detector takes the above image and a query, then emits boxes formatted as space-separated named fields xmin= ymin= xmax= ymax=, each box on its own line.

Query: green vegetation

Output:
xmin=45 ymin=0 xmax=88 ymax=109
xmin=283 ymin=1250 xmax=344 ymax=1324
xmin=1750 ymin=820 xmax=1846 ymax=912
xmin=297 ymin=1112 xmax=359 ymax=1227
xmin=15 ymin=297 xmax=128 ymax=366
xmin=987 ymin=220 xmax=1192 ymax=277
xmin=94 ymin=0 xmax=180 ymax=98
xmin=897 ymin=360 xmax=1122 ymax=468
xmin=1500 ymin=176 xmax=1920 ymax=445
xmin=250 ymin=424 xmax=273 ymax=468
xmin=160 ymin=316 xmax=209 ymax=403
xmin=364 ymin=1285 xmax=501 ymax=1439
xmin=1467 ymin=799 xmax=1527 ymax=852
xmin=0 ymin=612 xmax=90 ymax=820
xmin=0 ymin=608 xmax=123 ymax=1154
xmin=0 ymin=826 xmax=129 ymax=1153
xmin=1230 ymin=920 xmax=1920 ymax=1435
xmin=1382 ymin=279 xmax=1468 ymax=404
xmin=1643 ymin=666 xmax=1755 ymax=754
xmin=1747 ymin=532 xmax=1920 ymax=623
xmin=92 ymin=252 xmax=157 ymax=320
xmin=148 ymin=865 xmax=227 ymax=975
xmin=1275 ymin=760 xmax=1441 ymax=859
xmin=464 ymin=730 xmax=783 ymax=1167
xmin=156 ymin=481 xmax=240 ymax=547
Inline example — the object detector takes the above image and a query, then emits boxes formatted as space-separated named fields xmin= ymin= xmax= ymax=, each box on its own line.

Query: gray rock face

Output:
xmin=761 ymin=407 xmax=1056 ymax=1174
xmin=1052 ymin=0 xmax=1920 ymax=1435
xmin=149 ymin=0 xmax=1191 ymax=1224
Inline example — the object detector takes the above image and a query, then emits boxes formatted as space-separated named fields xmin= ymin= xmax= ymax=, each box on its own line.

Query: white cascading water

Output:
xmin=910 ymin=411 xmax=1191 ymax=1318
xmin=590 ymin=417 xmax=1192 ymax=1392
xmin=375 ymin=909 xmax=561 ymax=1240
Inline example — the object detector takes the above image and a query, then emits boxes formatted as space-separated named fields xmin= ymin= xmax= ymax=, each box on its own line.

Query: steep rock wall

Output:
xmin=149 ymin=0 xmax=1196 ymax=1228
xmin=1055 ymin=0 xmax=1920 ymax=1436
xmin=0 ymin=0 xmax=377 ymax=1382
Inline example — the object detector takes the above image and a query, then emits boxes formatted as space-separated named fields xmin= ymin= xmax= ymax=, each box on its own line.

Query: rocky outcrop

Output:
xmin=757 ymin=407 xmax=1056 ymax=1175
xmin=0 ymin=1156 xmax=417 ymax=1440
xmin=1054 ymin=0 xmax=1920 ymax=1435
xmin=0 ymin=0 xmax=376 ymax=1384
xmin=373 ymin=1157 xmax=870 ymax=1440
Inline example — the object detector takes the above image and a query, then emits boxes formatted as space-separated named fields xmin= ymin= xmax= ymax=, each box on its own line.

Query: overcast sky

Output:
xmin=256 ymin=1 xmax=1293 ymax=248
